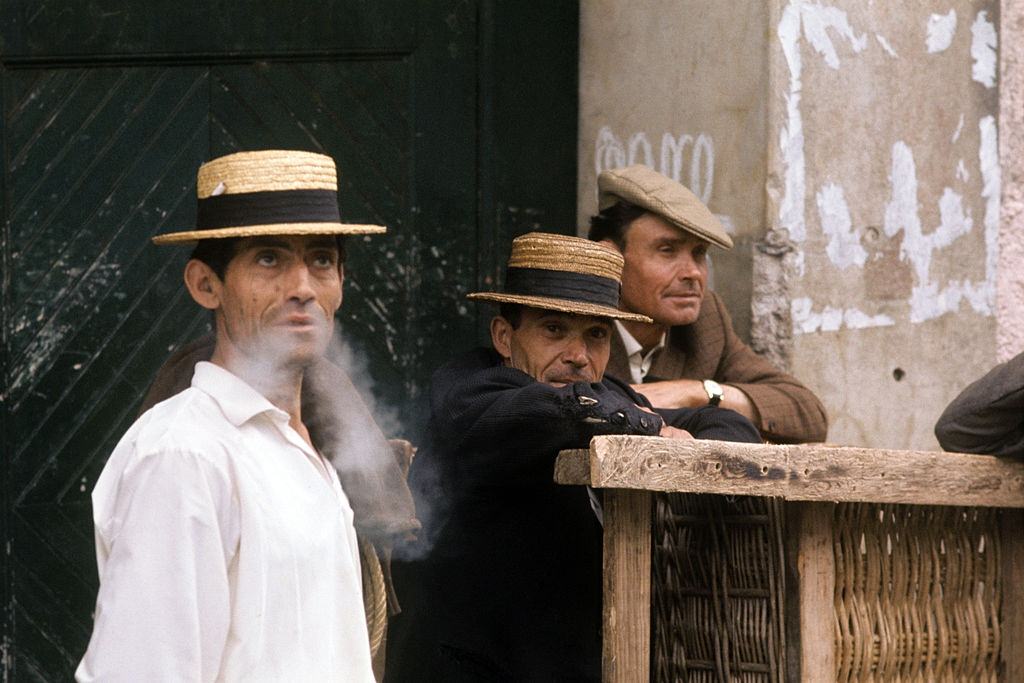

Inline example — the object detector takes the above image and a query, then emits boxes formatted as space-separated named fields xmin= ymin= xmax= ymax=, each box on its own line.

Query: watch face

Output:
xmin=703 ymin=379 xmax=723 ymax=405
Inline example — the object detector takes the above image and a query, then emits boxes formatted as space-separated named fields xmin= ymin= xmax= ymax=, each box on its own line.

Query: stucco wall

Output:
xmin=999 ymin=0 xmax=1024 ymax=360
xmin=580 ymin=1 xmax=1010 ymax=450
xmin=578 ymin=0 xmax=769 ymax=341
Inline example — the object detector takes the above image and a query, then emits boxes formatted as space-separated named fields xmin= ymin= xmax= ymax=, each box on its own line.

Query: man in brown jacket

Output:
xmin=589 ymin=164 xmax=828 ymax=443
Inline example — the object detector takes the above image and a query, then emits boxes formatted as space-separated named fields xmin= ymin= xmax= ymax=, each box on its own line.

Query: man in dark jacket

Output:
xmin=385 ymin=232 xmax=760 ymax=682
xmin=935 ymin=350 xmax=1024 ymax=457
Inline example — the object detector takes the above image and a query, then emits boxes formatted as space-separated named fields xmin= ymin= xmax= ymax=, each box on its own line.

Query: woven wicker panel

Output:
xmin=834 ymin=504 xmax=1001 ymax=683
xmin=653 ymin=493 xmax=787 ymax=683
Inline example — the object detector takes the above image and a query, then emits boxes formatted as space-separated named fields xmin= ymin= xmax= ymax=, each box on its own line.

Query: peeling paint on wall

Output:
xmin=971 ymin=10 xmax=998 ymax=88
xmin=778 ymin=0 xmax=998 ymax=336
xmin=883 ymin=141 xmax=991 ymax=323
xmin=816 ymin=182 xmax=866 ymax=269
xmin=952 ymin=113 xmax=965 ymax=142
xmin=979 ymin=114 xmax=1001 ymax=304
xmin=791 ymin=297 xmax=894 ymax=334
xmin=926 ymin=10 xmax=957 ymax=53
xmin=876 ymin=34 xmax=898 ymax=58
xmin=778 ymin=1 xmax=867 ymax=253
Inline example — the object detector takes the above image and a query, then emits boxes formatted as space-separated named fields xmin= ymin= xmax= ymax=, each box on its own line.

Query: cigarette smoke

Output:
xmin=323 ymin=333 xmax=448 ymax=562
xmin=297 ymin=330 xmax=420 ymax=541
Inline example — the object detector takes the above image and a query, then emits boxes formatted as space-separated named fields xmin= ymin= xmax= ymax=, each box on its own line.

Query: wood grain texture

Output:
xmin=554 ymin=437 xmax=1024 ymax=508
xmin=1000 ymin=509 xmax=1024 ymax=682
xmin=789 ymin=502 xmax=835 ymax=682
xmin=553 ymin=448 xmax=590 ymax=485
xmin=602 ymin=490 xmax=651 ymax=683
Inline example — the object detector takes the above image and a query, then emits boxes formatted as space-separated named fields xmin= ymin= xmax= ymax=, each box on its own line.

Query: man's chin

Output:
xmin=658 ymin=303 xmax=702 ymax=327
xmin=249 ymin=336 xmax=329 ymax=370
xmin=544 ymin=376 xmax=597 ymax=387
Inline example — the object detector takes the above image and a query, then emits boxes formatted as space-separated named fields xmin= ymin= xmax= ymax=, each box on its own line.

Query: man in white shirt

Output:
xmin=77 ymin=150 xmax=385 ymax=682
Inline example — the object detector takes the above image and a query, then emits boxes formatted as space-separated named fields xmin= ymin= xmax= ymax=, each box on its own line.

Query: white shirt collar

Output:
xmin=614 ymin=321 xmax=666 ymax=384
xmin=191 ymin=361 xmax=288 ymax=427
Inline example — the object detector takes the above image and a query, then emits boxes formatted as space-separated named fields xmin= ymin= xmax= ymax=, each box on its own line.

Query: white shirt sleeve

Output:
xmin=76 ymin=449 xmax=240 ymax=682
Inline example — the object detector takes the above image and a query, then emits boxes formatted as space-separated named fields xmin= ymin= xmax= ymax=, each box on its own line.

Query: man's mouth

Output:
xmin=280 ymin=313 xmax=322 ymax=331
xmin=547 ymin=374 xmax=593 ymax=386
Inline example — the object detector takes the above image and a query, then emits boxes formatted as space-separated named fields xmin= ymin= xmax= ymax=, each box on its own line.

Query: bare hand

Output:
xmin=631 ymin=379 xmax=707 ymax=409
xmin=659 ymin=425 xmax=693 ymax=440
xmin=633 ymin=380 xmax=760 ymax=426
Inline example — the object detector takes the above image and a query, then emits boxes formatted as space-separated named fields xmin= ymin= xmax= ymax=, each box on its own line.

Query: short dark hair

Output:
xmin=499 ymin=303 xmax=523 ymax=329
xmin=189 ymin=235 xmax=348 ymax=280
xmin=587 ymin=200 xmax=648 ymax=250
xmin=189 ymin=237 xmax=241 ymax=280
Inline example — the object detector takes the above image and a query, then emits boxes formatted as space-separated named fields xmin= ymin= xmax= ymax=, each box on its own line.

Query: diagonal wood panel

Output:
xmin=1 ymin=2 xmax=582 ymax=679
xmin=8 ymin=67 xmax=210 ymax=396
xmin=209 ymin=58 xmax=423 ymax=420
xmin=4 ymin=63 xmax=212 ymax=680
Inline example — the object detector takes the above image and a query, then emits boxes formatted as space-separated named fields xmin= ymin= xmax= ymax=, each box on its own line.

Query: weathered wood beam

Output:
xmin=601 ymin=489 xmax=651 ymax=683
xmin=1000 ymin=509 xmax=1024 ymax=682
xmin=554 ymin=436 xmax=1024 ymax=508
xmin=784 ymin=502 xmax=836 ymax=683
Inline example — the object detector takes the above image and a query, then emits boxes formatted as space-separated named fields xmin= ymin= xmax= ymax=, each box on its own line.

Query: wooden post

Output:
xmin=1000 ymin=509 xmax=1024 ymax=682
xmin=785 ymin=501 xmax=835 ymax=682
xmin=602 ymin=489 xmax=652 ymax=683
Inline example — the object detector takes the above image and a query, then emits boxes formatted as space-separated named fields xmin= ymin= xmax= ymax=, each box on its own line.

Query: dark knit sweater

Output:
xmin=386 ymin=348 xmax=760 ymax=682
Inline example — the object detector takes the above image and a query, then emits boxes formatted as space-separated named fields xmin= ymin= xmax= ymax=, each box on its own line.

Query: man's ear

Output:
xmin=490 ymin=316 xmax=513 ymax=361
xmin=184 ymin=259 xmax=222 ymax=311
xmin=599 ymin=237 xmax=622 ymax=254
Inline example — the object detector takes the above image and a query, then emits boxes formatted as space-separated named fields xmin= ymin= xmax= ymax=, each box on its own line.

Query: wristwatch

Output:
xmin=702 ymin=379 xmax=724 ymax=406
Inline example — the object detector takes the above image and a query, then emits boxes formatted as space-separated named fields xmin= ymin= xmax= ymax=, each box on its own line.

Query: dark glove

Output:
xmin=564 ymin=382 xmax=663 ymax=436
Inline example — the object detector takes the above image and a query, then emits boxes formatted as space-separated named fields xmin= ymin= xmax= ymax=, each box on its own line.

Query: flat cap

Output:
xmin=598 ymin=164 xmax=733 ymax=249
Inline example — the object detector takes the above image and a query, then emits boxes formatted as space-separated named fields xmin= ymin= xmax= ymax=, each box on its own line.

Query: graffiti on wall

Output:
xmin=594 ymin=125 xmax=732 ymax=233
xmin=778 ymin=2 xmax=999 ymax=335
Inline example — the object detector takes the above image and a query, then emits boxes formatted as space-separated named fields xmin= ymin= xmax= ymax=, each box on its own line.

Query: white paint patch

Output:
xmin=971 ymin=11 xmax=998 ymax=88
xmin=956 ymin=159 xmax=969 ymax=182
xmin=979 ymin=114 xmax=1001 ymax=301
xmin=595 ymin=126 xmax=715 ymax=204
xmin=883 ymin=141 xmax=992 ymax=322
xmin=926 ymin=10 xmax=957 ymax=53
xmin=882 ymin=141 xmax=923 ymax=255
xmin=800 ymin=4 xmax=868 ymax=69
xmin=816 ymin=182 xmax=867 ymax=269
xmin=714 ymin=214 xmax=736 ymax=234
xmin=875 ymin=34 xmax=898 ymax=58
xmin=778 ymin=3 xmax=806 ymax=245
xmin=628 ymin=132 xmax=653 ymax=169
xmin=778 ymin=2 xmax=868 ymax=251
xmin=595 ymin=125 xmax=626 ymax=172
xmin=10 ymin=322 xmax=72 ymax=396
xmin=792 ymin=297 xmax=895 ymax=334
xmin=952 ymin=113 xmax=964 ymax=143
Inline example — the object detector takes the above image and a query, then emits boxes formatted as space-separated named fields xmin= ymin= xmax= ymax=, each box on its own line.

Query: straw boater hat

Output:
xmin=468 ymin=232 xmax=652 ymax=323
xmin=151 ymin=149 xmax=386 ymax=244
xmin=598 ymin=164 xmax=733 ymax=249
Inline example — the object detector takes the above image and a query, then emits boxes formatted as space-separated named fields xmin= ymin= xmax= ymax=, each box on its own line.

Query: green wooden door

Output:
xmin=1 ymin=2 xmax=578 ymax=678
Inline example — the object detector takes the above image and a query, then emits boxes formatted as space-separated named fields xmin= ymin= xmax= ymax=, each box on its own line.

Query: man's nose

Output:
xmin=563 ymin=337 xmax=589 ymax=367
xmin=675 ymin=252 xmax=702 ymax=280
xmin=286 ymin=263 xmax=317 ymax=302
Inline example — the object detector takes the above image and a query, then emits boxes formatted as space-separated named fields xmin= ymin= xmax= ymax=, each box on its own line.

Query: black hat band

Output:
xmin=196 ymin=189 xmax=341 ymax=230
xmin=504 ymin=267 xmax=621 ymax=308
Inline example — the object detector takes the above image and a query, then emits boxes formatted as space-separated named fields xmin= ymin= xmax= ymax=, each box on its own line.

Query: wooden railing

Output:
xmin=555 ymin=436 xmax=1024 ymax=682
